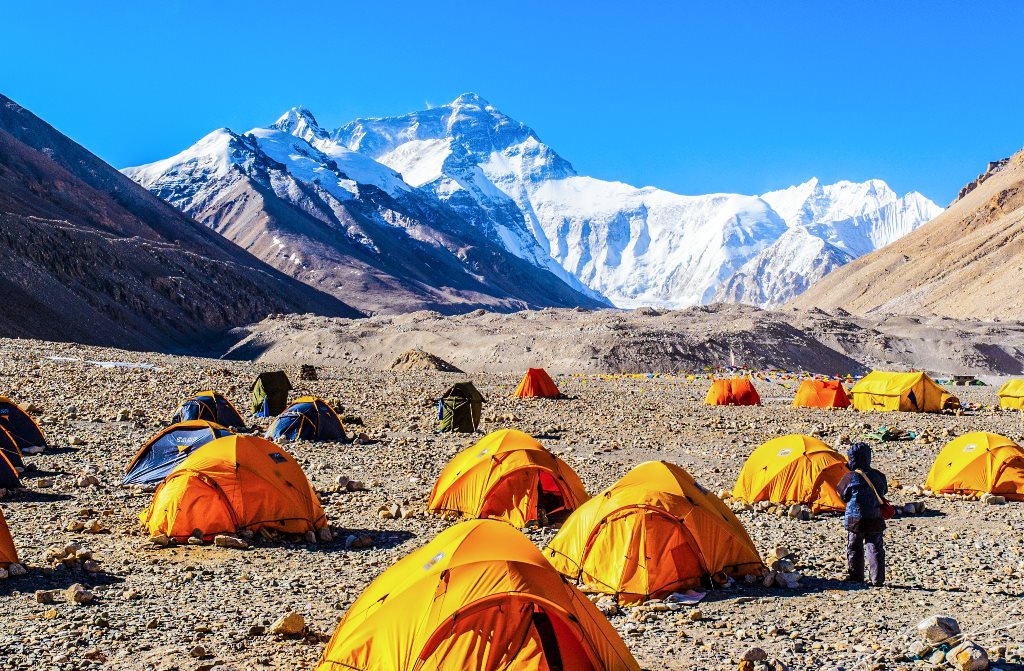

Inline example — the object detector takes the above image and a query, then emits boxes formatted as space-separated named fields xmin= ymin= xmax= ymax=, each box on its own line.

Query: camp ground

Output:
xmin=4 ymin=349 xmax=1024 ymax=671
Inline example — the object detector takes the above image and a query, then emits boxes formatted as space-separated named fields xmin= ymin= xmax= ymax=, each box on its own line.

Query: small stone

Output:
xmin=187 ymin=536 xmax=205 ymax=546
xmin=213 ymin=534 xmax=249 ymax=549
xmin=189 ymin=644 xmax=208 ymax=658
xmin=84 ymin=519 xmax=106 ymax=534
xmin=64 ymin=583 xmax=94 ymax=605
xmin=35 ymin=589 xmax=56 ymax=603
xmin=743 ymin=647 xmax=769 ymax=662
xmin=7 ymin=563 xmax=26 ymax=577
xmin=248 ymin=625 xmax=266 ymax=637
xmin=69 ymin=436 xmax=86 ymax=446
xmin=43 ymin=608 xmax=58 ymax=619
xmin=35 ymin=478 xmax=54 ymax=488
xmin=305 ymin=530 xmax=317 ymax=544
xmin=66 ymin=519 xmax=85 ymax=532
xmin=773 ymin=546 xmax=792 ymax=560
xmin=270 ymin=611 xmax=306 ymax=636
xmin=688 ymin=609 xmax=703 ymax=621
xmin=151 ymin=534 xmax=172 ymax=547
xmin=82 ymin=560 xmax=101 ymax=573
xmin=317 ymin=527 xmax=333 ymax=542
xmin=948 ymin=641 xmax=989 ymax=671
xmin=917 ymin=615 xmax=961 ymax=644
xmin=982 ymin=493 xmax=1006 ymax=505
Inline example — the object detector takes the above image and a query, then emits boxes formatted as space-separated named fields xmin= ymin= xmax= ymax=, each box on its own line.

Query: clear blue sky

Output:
xmin=5 ymin=1 xmax=1023 ymax=203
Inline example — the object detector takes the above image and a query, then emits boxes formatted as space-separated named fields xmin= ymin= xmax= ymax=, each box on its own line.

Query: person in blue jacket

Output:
xmin=836 ymin=442 xmax=888 ymax=586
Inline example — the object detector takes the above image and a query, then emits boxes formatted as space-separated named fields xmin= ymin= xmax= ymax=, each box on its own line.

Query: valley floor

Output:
xmin=0 ymin=338 xmax=1022 ymax=671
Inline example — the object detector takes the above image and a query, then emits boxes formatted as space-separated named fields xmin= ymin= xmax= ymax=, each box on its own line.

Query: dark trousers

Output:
xmin=847 ymin=531 xmax=885 ymax=585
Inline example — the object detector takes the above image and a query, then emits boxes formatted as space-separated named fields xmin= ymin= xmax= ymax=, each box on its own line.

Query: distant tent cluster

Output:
xmin=0 ymin=397 xmax=46 ymax=488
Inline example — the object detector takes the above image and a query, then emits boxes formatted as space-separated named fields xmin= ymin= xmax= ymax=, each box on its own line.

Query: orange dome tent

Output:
xmin=732 ymin=435 xmax=847 ymax=513
xmin=513 ymin=368 xmax=562 ymax=398
xmin=925 ymin=432 xmax=1024 ymax=500
xmin=0 ymin=507 xmax=18 ymax=568
xmin=705 ymin=378 xmax=761 ymax=406
xmin=139 ymin=435 xmax=326 ymax=540
xmin=427 ymin=429 xmax=589 ymax=528
xmin=315 ymin=519 xmax=639 ymax=671
xmin=792 ymin=379 xmax=851 ymax=409
xmin=0 ymin=397 xmax=46 ymax=452
xmin=545 ymin=461 xmax=763 ymax=604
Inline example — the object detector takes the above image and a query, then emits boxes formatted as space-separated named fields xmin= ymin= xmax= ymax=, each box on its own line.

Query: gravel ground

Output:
xmin=0 ymin=337 xmax=1022 ymax=671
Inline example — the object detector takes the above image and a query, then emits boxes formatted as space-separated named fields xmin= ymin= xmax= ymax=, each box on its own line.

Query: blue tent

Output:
xmin=172 ymin=391 xmax=246 ymax=428
xmin=123 ymin=421 xmax=234 ymax=485
xmin=266 ymin=397 xmax=346 ymax=442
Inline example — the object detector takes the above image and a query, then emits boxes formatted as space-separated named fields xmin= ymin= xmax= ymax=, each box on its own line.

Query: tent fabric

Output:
xmin=0 ymin=425 xmax=24 ymax=471
xmin=0 ymin=397 xmax=46 ymax=451
xmin=265 ymin=397 xmax=346 ymax=442
xmin=732 ymin=435 xmax=848 ymax=513
xmin=172 ymin=391 xmax=247 ymax=428
xmin=997 ymin=380 xmax=1024 ymax=410
xmin=314 ymin=519 xmax=639 ymax=671
xmin=704 ymin=378 xmax=761 ymax=406
xmin=0 ymin=443 xmax=20 ymax=489
xmin=438 ymin=382 xmax=485 ymax=433
xmin=139 ymin=435 xmax=326 ymax=540
xmin=251 ymin=371 xmax=293 ymax=417
xmin=850 ymin=372 xmax=958 ymax=413
xmin=792 ymin=380 xmax=851 ymax=409
xmin=123 ymin=421 xmax=234 ymax=486
xmin=0 ymin=507 xmax=18 ymax=567
xmin=513 ymin=368 xmax=562 ymax=399
xmin=427 ymin=429 xmax=589 ymax=528
xmin=545 ymin=461 xmax=763 ymax=604
xmin=925 ymin=432 xmax=1024 ymax=500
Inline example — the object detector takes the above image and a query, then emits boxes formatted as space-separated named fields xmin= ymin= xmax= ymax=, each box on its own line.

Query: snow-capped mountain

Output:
xmin=124 ymin=109 xmax=608 ymax=315
xmin=125 ymin=93 xmax=942 ymax=312
xmin=326 ymin=94 xmax=941 ymax=308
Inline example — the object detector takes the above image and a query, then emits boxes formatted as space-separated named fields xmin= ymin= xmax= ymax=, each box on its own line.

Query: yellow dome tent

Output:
xmin=545 ymin=461 xmax=763 ymax=604
xmin=315 ymin=519 xmax=639 ymax=671
xmin=925 ymin=432 xmax=1024 ymax=500
xmin=427 ymin=429 xmax=589 ymax=528
xmin=997 ymin=380 xmax=1024 ymax=410
xmin=0 ymin=507 xmax=18 ymax=568
xmin=850 ymin=371 xmax=958 ymax=412
xmin=732 ymin=435 xmax=847 ymax=513
xmin=139 ymin=435 xmax=326 ymax=540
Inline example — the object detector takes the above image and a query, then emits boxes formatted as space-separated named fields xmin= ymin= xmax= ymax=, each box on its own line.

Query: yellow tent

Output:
xmin=545 ymin=461 xmax=763 ymax=604
xmin=427 ymin=429 xmax=589 ymax=527
xmin=0 ymin=507 xmax=18 ymax=567
xmin=850 ymin=371 xmax=958 ymax=412
xmin=997 ymin=380 xmax=1024 ymax=410
xmin=925 ymin=432 xmax=1024 ymax=500
xmin=139 ymin=435 xmax=326 ymax=540
xmin=732 ymin=435 xmax=847 ymax=513
xmin=315 ymin=519 xmax=639 ymax=671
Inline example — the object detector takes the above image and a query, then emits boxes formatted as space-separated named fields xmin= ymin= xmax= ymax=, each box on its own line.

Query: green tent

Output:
xmin=438 ymin=382 xmax=485 ymax=433
xmin=252 ymin=371 xmax=293 ymax=417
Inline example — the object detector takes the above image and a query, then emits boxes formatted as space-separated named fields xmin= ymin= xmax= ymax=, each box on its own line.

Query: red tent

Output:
xmin=513 ymin=368 xmax=562 ymax=398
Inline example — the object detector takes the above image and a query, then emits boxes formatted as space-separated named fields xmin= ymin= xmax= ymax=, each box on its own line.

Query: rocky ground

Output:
xmin=0 ymin=337 xmax=1023 ymax=671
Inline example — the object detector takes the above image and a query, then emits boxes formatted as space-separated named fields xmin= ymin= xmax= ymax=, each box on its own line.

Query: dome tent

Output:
xmin=732 ymin=435 xmax=847 ymax=513
xmin=997 ymin=380 xmax=1024 ymax=410
xmin=122 ymin=421 xmax=234 ymax=486
xmin=850 ymin=371 xmax=958 ymax=412
xmin=546 ymin=461 xmax=763 ymax=604
xmin=0 ymin=507 xmax=18 ymax=568
xmin=265 ymin=396 xmax=346 ymax=442
xmin=705 ymin=378 xmax=760 ymax=406
xmin=513 ymin=368 xmax=562 ymax=398
xmin=0 ymin=397 xmax=46 ymax=452
xmin=427 ymin=429 xmax=588 ymax=528
xmin=315 ymin=519 xmax=639 ymax=671
xmin=925 ymin=432 xmax=1024 ymax=500
xmin=140 ymin=435 xmax=326 ymax=540
xmin=792 ymin=379 xmax=851 ymax=409
xmin=171 ymin=391 xmax=246 ymax=428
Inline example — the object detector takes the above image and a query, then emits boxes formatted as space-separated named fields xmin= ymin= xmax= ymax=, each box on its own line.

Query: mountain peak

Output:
xmin=272 ymin=106 xmax=326 ymax=141
xmin=450 ymin=92 xmax=491 ymax=108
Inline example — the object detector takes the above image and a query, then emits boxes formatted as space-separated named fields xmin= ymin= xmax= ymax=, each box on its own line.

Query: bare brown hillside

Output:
xmin=791 ymin=148 xmax=1024 ymax=319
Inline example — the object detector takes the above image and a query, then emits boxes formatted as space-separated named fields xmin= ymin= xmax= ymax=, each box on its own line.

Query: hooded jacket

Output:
xmin=837 ymin=442 xmax=888 ymax=530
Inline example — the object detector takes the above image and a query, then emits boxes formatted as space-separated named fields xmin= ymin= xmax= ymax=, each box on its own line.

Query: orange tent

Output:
xmin=513 ymin=368 xmax=562 ymax=398
xmin=315 ymin=519 xmax=639 ymax=671
xmin=139 ymin=435 xmax=326 ymax=540
xmin=732 ymin=435 xmax=847 ymax=513
xmin=705 ymin=378 xmax=761 ymax=406
xmin=546 ymin=461 xmax=763 ymax=604
xmin=427 ymin=429 xmax=589 ymax=527
xmin=0 ymin=507 xmax=18 ymax=567
xmin=925 ymin=432 xmax=1024 ymax=500
xmin=792 ymin=379 xmax=851 ymax=409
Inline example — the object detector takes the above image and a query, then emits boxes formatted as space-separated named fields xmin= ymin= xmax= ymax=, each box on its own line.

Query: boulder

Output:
xmin=270 ymin=611 xmax=306 ymax=636
xmin=917 ymin=615 xmax=961 ymax=644
xmin=948 ymin=641 xmax=989 ymax=671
